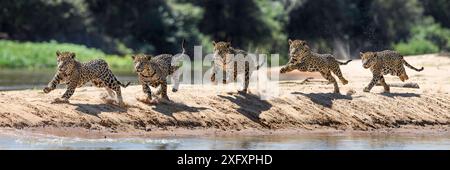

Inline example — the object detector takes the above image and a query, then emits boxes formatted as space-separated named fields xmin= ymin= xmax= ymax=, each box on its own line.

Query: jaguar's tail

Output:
xmin=337 ymin=59 xmax=352 ymax=65
xmin=119 ymin=81 xmax=131 ymax=88
xmin=403 ymin=59 xmax=424 ymax=72
xmin=112 ymin=74 xmax=131 ymax=88
xmin=181 ymin=39 xmax=186 ymax=55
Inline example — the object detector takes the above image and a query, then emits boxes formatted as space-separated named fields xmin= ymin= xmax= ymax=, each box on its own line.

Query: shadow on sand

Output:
xmin=72 ymin=103 xmax=127 ymax=117
xmin=380 ymin=92 xmax=421 ymax=98
xmin=218 ymin=92 xmax=272 ymax=127
xmin=291 ymin=92 xmax=353 ymax=108
xmin=152 ymin=101 xmax=209 ymax=117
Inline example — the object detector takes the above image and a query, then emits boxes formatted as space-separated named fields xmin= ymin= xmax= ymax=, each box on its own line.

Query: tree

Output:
xmin=0 ymin=0 xmax=88 ymax=41
xmin=87 ymin=0 xmax=178 ymax=54
xmin=420 ymin=0 xmax=450 ymax=28
xmin=287 ymin=0 xmax=423 ymax=57
xmin=194 ymin=0 xmax=274 ymax=50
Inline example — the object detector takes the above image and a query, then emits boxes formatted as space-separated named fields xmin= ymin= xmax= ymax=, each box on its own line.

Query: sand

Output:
xmin=0 ymin=54 xmax=449 ymax=137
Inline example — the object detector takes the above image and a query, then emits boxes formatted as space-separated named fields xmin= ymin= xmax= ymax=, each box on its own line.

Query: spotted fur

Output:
xmin=360 ymin=50 xmax=424 ymax=92
xmin=210 ymin=41 xmax=264 ymax=93
xmin=132 ymin=40 xmax=184 ymax=104
xmin=280 ymin=39 xmax=351 ymax=93
xmin=43 ymin=51 xmax=130 ymax=106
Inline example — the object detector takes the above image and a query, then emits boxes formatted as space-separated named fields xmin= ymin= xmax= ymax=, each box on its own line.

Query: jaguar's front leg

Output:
xmin=294 ymin=61 xmax=308 ymax=72
xmin=379 ymin=75 xmax=390 ymax=93
xmin=159 ymin=82 xmax=170 ymax=103
xmin=364 ymin=73 xmax=381 ymax=92
xmin=280 ymin=64 xmax=295 ymax=74
xmin=137 ymin=84 xmax=152 ymax=104
xmin=238 ymin=62 xmax=250 ymax=94
xmin=53 ymin=81 xmax=76 ymax=103
xmin=43 ymin=74 xmax=62 ymax=93
xmin=222 ymin=69 xmax=227 ymax=84
xmin=210 ymin=66 xmax=217 ymax=85
xmin=233 ymin=61 xmax=238 ymax=82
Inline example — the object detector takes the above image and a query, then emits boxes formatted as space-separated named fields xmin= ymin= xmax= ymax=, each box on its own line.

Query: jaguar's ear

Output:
xmin=70 ymin=52 xmax=76 ymax=59
xmin=226 ymin=41 xmax=231 ymax=47
xmin=301 ymin=40 xmax=307 ymax=45
xmin=359 ymin=52 xmax=363 ymax=56
xmin=56 ymin=51 xmax=61 ymax=57
xmin=288 ymin=39 xmax=292 ymax=45
xmin=145 ymin=55 xmax=152 ymax=60
xmin=131 ymin=55 xmax=135 ymax=60
xmin=212 ymin=41 xmax=216 ymax=46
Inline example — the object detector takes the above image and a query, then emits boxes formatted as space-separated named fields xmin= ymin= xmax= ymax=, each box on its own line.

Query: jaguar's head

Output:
xmin=288 ymin=39 xmax=310 ymax=59
xmin=56 ymin=51 xmax=77 ymax=73
xmin=212 ymin=41 xmax=232 ymax=59
xmin=131 ymin=54 xmax=155 ymax=75
xmin=280 ymin=39 xmax=309 ymax=74
xmin=212 ymin=41 xmax=231 ymax=56
xmin=360 ymin=52 xmax=376 ymax=69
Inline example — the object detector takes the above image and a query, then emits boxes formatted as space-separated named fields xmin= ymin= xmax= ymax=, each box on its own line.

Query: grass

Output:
xmin=0 ymin=40 xmax=133 ymax=71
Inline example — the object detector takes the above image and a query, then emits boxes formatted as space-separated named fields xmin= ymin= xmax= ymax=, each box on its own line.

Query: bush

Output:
xmin=394 ymin=17 xmax=450 ymax=55
xmin=394 ymin=39 xmax=439 ymax=55
xmin=0 ymin=40 xmax=133 ymax=70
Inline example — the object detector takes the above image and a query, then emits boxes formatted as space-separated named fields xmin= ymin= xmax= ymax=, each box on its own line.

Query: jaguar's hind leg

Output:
xmin=102 ymin=73 xmax=125 ymax=107
xmin=100 ymin=87 xmax=118 ymax=104
xmin=160 ymin=82 xmax=169 ymax=100
xmin=114 ymin=88 xmax=125 ymax=107
xmin=238 ymin=62 xmax=250 ymax=94
xmin=399 ymin=73 xmax=409 ymax=82
xmin=93 ymin=79 xmax=114 ymax=100
xmin=320 ymin=70 xmax=339 ymax=93
xmin=331 ymin=65 xmax=348 ymax=85
xmin=150 ymin=82 xmax=170 ymax=104
xmin=379 ymin=75 xmax=390 ymax=93
xmin=364 ymin=73 xmax=381 ymax=92
xmin=397 ymin=67 xmax=409 ymax=82
xmin=106 ymin=88 xmax=115 ymax=98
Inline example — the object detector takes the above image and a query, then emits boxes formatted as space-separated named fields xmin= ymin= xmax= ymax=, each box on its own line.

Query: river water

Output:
xmin=1 ymin=129 xmax=450 ymax=150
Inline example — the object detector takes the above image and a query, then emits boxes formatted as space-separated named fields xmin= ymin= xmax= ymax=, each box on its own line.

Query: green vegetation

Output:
xmin=0 ymin=40 xmax=133 ymax=70
xmin=394 ymin=17 xmax=450 ymax=55
xmin=394 ymin=39 xmax=439 ymax=56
